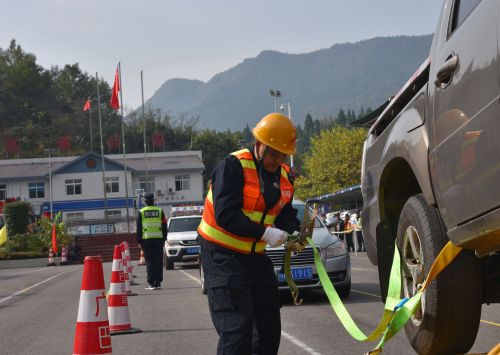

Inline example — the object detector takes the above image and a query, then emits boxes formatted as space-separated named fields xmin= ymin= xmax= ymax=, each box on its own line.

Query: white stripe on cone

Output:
xmin=77 ymin=290 xmax=109 ymax=323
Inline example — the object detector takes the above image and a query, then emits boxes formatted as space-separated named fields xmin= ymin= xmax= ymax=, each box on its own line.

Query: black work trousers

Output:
xmin=142 ymin=239 xmax=164 ymax=286
xmin=345 ymin=232 xmax=354 ymax=252
xmin=201 ymin=246 xmax=281 ymax=355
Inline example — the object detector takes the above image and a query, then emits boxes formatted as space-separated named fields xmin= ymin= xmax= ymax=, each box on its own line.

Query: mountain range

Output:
xmin=145 ymin=34 xmax=433 ymax=131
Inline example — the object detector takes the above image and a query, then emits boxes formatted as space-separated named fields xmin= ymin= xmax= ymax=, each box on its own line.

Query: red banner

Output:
xmin=4 ymin=137 xmax=19 ymax=153
xmin=57 ymin=135 xmax=71 ymax=152
xmin=51 ymin=223 xmax=58 ymax=254
xmin=83 ymin=99 xmax=91 ymax=112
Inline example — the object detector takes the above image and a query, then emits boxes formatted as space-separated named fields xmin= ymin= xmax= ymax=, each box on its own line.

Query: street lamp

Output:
xmin=43 ymin=148 xmax=57 ymax=219
xmin=269 ymin=89 xmax=281 ymax=112
xmin=279 ymin=103 xmax=295 ymax=170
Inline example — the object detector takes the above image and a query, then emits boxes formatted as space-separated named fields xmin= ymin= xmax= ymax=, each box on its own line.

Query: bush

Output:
xmin=4 ymin=201 xmax=32 ymax=236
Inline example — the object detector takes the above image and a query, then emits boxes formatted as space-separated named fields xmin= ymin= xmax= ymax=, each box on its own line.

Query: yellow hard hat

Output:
xmin=252 ymin=113 xmax=296 ymax=155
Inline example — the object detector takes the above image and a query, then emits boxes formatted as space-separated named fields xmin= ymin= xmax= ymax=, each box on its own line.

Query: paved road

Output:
xmin=0 ymin=254 xmax=498 ymax=354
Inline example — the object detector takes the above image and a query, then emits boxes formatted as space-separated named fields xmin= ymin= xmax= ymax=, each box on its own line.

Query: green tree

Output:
xmin=192 ymin=130 xmax=240 ymax=186
xmin=294 ymin=125 xmax=367 ymax=200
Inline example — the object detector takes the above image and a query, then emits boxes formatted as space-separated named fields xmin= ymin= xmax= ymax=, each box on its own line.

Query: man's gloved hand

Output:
xmin=261 ymin=227 xmax=288 ymax=247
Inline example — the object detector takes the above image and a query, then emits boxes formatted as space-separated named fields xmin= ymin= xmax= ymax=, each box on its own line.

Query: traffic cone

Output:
xmin=73 ymin=256 xmax=112 ymax=355
xmin=47 ymin=248 xmax=56 ymax=266
xmin=122 ymin=241 xmax=137 ymax=284
xmin=138 ymin=248 xmax=146 ymax=266
xmin=120 ymin=243 xmax=137 ymax=296
xmin=108 ymin=245 xmax=142 ymax=335
xmin=60 ymin=245 xmax=69 ymax=265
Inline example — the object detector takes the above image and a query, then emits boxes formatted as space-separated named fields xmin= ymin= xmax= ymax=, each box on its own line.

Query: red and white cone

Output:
xmin=108 ymin=245 xmax=142 ymax=335
xmin=60 ymin=245 xmax=69 ymax=265
xmin=120 ymin=243 xmax=137 ymax=296
xmin=138 ymin=248 xmax=146 ymax=266
xmin=122 ymin=241 xmax=137 ymax=284
xmin=47 ymin=248 xmax=56 ymax=266
xmin=73 ymin=256 xmax=112 ymax=355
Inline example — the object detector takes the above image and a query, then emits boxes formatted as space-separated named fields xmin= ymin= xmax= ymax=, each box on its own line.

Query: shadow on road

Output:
xmin=280 ymin=284 xmax=381 ymax=306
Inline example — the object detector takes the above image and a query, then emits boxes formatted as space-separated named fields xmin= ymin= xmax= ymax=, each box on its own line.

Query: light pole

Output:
xmin=280 ymin=103 xmax=295 ymax=170
xmin=43 ymin=148 xmax=57 ymax=219
xmin=269 ymin=89 xmax=281 ymax=112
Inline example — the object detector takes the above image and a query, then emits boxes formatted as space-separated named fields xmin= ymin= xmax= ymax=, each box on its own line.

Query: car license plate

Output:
xmin=277 ymin=266 xmax=313 ymax=282
xmin=186 ymin=247 xmax=199 ymax=254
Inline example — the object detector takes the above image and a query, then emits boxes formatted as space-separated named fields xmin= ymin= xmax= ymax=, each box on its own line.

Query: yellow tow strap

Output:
xmin=284 ymin=238 xmax=463 ymax=353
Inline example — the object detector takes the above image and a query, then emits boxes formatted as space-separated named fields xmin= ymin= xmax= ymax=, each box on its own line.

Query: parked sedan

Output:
xmin=199 ymin=200 xmax=351 ymax=297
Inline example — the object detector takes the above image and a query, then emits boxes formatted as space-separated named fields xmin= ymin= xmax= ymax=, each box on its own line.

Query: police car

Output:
xmin=163 ymin=206 xmax=203 ymax=270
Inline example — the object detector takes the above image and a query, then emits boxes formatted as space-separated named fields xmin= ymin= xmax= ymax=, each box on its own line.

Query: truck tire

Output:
xmin=396 ymin=194 xmax=481 ymax=355
xmin=166 ymin=257 xmax=174 ymax=270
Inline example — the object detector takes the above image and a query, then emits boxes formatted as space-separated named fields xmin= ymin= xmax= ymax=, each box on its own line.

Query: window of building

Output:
xmin=66 ymin=212 xmax=84 ymax=221
xmin=175 ymin=175 xmax=190 ymax=191
xmin=450 ymin=0 xmax=482 ymax=34
xmin=66 ymin=179 xmax=82 ymax=195
xmin=0 ymin=184 xmax=6 ymax=200
xmin=105 ymin=177 xmax=119 ymax=193
xmin=139 ymin=177 xmax=155 ymax=193
xmin=105 ymin=210 xmax=122 ymax=217
xmin=28 ymin=182 xmax=45 ymax=199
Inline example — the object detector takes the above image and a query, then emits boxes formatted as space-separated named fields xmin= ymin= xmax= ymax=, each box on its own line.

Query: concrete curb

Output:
xmin=0 ymin=258 xmax=50 ymax=269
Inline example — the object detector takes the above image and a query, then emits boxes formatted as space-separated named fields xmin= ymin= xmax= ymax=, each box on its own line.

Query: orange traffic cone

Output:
xmin=120 ymin=243 xmax=137 ymax=296
xmin=138 ymin=248 xmax=146 ymax=266
xmin=108 ymin=245 xmax=142 ymax=335
xmin=47 ymin=248 xmax=56 ymax=266
xmin=73 ymin=256 xmax=112 ymax=355
xmin=60 ymin=245 xmax=69 ymax=265
xmin=122 ymin=241 xmax=137 ymax=284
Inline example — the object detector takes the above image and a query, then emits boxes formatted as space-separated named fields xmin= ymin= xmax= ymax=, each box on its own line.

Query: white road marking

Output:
xmin=351 ymin=289 xmax=380 ymax=298
xmin=179 ymin=269 xmax=322 ymax=354
xmin=281 ymin=331 xmax=322 ymax=355
xmin=0 ymin=271 xmax=68 ymax=304
xmin=351 ymin=267 xmax=376 ymax=272
xmin=179 ymin=269 xmax=201 ymax=285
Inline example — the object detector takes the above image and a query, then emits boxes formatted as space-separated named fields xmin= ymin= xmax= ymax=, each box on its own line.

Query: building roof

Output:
xmin=0 ymin=150 xmax=204 ymax=181
xmin=109 ymin=151 xmax=204 ymax=174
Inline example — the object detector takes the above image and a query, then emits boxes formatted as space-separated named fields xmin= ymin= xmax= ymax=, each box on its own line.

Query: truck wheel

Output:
xmin=199 ymin=262 xmax=207 ymax=295
xmin=396 ymin=194 xmax=481 ymax=355
xmin=166 ymin=258 xmax=174 ymax=270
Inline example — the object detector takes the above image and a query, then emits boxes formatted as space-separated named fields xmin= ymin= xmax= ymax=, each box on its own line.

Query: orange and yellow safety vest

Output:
xmin=198 ymin=148 xmax=293 ymax=254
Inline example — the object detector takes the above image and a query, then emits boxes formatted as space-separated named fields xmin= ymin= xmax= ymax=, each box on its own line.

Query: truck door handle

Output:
xmin=434 ymin=55 xmax=459 ymax=87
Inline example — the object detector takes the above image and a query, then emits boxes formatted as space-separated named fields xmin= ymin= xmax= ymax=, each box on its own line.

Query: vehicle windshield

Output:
xmin=168 ymin=217 xmax=202 ymax=232
xmin=292 ymin=203 xmax=322 ymax=228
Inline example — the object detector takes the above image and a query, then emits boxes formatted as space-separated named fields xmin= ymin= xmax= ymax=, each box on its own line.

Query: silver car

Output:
xmin=268 ymin=200 xmax=351 ymax=296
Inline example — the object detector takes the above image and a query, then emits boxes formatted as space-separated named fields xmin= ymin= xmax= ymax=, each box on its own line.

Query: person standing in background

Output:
xmin=137 ymin=192 xmax=168 ymax=290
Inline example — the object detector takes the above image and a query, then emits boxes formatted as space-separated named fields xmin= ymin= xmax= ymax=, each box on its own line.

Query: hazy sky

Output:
xmin=0 ymin=0 xmax=442 ymax=109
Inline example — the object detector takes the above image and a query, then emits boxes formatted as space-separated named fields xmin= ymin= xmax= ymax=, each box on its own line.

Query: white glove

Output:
xmin=261 ymin=227 xmax=288 ymax=247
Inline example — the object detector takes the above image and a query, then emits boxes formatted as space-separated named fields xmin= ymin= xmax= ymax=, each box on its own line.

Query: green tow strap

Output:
xmin=305 ymin=237 xmax=463 ymax=353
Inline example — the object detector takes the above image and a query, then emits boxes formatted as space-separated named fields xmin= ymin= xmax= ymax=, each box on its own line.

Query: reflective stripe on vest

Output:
xmin=140 ymin=206 xmax=163 ymax=239
xmin=198 ymin=148 xmax=294 ymax=254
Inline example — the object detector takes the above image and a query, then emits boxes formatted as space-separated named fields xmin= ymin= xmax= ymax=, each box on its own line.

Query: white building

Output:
xmin=0 ymin=150 xmax=205 ymax=223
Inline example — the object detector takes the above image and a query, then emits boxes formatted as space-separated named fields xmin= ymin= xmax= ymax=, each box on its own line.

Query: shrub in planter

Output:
xmin=4 ymin=201 xmax=32 ymax=236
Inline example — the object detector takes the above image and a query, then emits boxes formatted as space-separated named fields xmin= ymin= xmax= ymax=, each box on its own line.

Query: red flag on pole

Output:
xmin=110 ymin=67 xmax=120 ymax=110
xmin=51 ymin=223 xmax=58 ymax=254
xmin=83 ymin=99 xmax=91 ymax=112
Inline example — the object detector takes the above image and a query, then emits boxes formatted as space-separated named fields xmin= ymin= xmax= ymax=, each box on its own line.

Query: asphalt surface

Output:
xmin=0 ymin=253 xmax=498 ymax=354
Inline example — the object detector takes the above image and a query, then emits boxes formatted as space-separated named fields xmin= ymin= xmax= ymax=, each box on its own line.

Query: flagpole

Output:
xmin=118 ymin=62 xmax=131 ymax=233
xmin=88 ymin=97 xmax=93 ymax=152
xmin=141 ymin=70 xmax=149 ymax=192
xmin=96 ymin=72 xmax=109 ymax=223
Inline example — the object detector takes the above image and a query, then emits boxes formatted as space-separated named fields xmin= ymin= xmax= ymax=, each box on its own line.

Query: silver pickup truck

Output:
xmin=360 ymin=0 xmax=500 ymax=354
